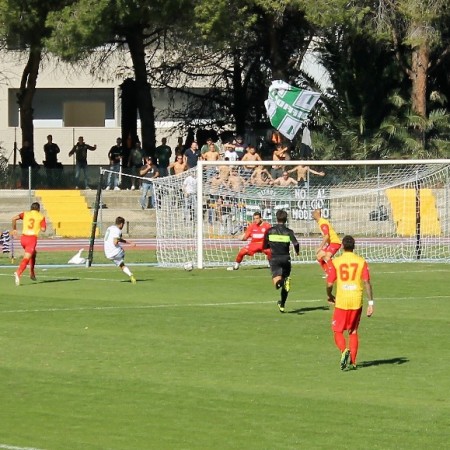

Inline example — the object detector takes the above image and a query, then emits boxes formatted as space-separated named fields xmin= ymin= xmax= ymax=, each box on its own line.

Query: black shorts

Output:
xmin=269 ymin=255 xmax=291 ymax=278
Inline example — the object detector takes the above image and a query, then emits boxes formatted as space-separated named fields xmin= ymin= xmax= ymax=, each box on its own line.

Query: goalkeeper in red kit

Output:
xmin=227 ymin=211 xmax=272 ymax=270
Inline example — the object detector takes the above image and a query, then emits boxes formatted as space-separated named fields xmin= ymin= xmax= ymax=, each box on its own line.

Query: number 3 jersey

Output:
xmin=20 ymin=210 xmax=46 ymax=236
xmin=327 ymin=251 xmax=370 ymax=310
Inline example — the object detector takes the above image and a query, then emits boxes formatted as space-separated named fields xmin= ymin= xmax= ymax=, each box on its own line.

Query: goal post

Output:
xmin=153 ymin=160 xmax=450 ymax=268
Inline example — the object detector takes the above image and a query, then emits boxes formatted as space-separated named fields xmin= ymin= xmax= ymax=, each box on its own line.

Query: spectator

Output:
xmin=227 ymin=168 xmax=245 ymax=192
xmin=271 ymin=143 xmax=289 ymax=179
xmin=234 ymin=135 xmax=247 ymax=159
xmin=241 ymin=144 xmax=262 ymax=180
xmin=250 ymin=165 xmax=273 ymax=186
xmin=174 ymin=136 xmax=185 ymax=155
xmin=202 ymin=143 xmax=220 ymax=161
xmin=43 ymin=135 xmax=61 ymax=188
xmin=272 ymin=171 xmax=297 ymax=187
xmin=184 ymin=142 xmax=200 ymax=169
xmin=128 ymin=141 xmax=143 ymax=190
xmin=106 ymin=137 xmax=123 ymax=190
xmin=139 ymin=156 xmax=159 ymax=209
xmin=169 ymin=154 xmax=187 ymax=175
xmin=183 ymin=172 xmax=197 ymax=222
xmin=155 ymin=137 xmax=172 ymax=177
xmin=202 ymin=143 xmax=220 ymax=179
xmin=224 ymin=143 xmax=239 ymax=161
xmin=200 ymin=137 xmax=220 ymax=156
xmin=68 ymin=136 xmax=96 ymax=189
xmin=287 ymin=164 xmax=325 ymax=187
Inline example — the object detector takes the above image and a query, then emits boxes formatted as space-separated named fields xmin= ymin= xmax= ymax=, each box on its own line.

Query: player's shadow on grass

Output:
xmin=36 ymin=278 xmax=80 ymax=284
xmin=357 ymin=357 xmax=409 ymax=368
xmin=288 ymin=306 xmax=330 ymax=314
xmin=119 ymin=278 xmax=152 ymax=283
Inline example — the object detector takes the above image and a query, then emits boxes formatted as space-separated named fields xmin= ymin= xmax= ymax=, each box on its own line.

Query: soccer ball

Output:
xmin=184 ymin=262 xmax=193 ymax=271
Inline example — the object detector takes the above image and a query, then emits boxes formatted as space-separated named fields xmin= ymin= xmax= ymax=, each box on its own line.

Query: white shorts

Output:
xmin=106 ymin=248 xmax=125 ymax=266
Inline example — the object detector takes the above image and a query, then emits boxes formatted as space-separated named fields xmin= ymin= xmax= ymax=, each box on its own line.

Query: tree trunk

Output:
xmin=266 ymin=16 xmax=286 ymax=81
xmin=232 ymin=52 xmax=247 ymax=136
xmin=17 ymin=46 xmax=42 ymax=149
xmin=126 ymin=29 xmax=156 ymax=158
xmin=410 ymin=41 xmax=429 ymax=119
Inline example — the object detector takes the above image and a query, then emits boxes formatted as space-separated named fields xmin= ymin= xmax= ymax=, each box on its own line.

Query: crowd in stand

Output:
xmin=16 ymin=130 xmax=325 ymax=195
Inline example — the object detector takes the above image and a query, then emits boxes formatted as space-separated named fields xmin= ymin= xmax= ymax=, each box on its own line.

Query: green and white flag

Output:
xmin=264 ymin=80 xmax=320 ymax=141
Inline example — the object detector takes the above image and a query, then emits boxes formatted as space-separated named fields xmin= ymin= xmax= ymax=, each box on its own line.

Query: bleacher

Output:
xmin=0 ymin=189 xmax=157 ymax=238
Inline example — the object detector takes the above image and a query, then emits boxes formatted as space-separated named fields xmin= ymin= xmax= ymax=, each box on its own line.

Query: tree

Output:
xmin=0 ymin=0 xmax=70 ymax=149
xmin=149 ymin=0 xmax=316 ymax=137
xmin=45 ymin=0 xmax=190 ymax=155
xmin=303 ymin=0 xmax=450 ymax=158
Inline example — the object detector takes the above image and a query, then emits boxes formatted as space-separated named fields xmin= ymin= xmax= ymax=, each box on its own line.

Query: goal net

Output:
xmin=149 ymin=160 xmax=450 ymax=268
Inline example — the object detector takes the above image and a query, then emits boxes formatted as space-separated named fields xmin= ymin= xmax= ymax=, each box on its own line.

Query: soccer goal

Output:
xmin=151 ymin=159 xmax=450 ymax=268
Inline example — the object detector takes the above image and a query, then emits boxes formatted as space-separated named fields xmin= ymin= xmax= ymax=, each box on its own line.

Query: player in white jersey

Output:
xmin=104 ymin=216 xmax=136 ymax=283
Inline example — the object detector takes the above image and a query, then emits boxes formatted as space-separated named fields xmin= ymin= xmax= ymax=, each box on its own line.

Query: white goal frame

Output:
xmin=152 ymin=159 xmax=450 ymax=269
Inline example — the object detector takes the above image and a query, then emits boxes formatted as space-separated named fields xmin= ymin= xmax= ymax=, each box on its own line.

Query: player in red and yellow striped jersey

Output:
xmin=312 ymin=209 xmax=342 ymax=280
xmin=11 ymin=202 xmax=47 ymax=286
xmin=326 ymin=235 xmax=374 ymax=370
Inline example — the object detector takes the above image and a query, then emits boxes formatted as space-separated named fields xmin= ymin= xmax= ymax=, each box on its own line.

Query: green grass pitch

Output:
xmin=0 ymin=254 xmax=449 ymax=450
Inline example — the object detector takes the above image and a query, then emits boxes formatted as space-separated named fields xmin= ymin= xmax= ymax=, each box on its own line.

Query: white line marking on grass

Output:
xmin=0 ymin=295 xmax=449 ymax=316
xmin=0 ymin=298 xmax=322 ymax=315
xmin=0 ymin=295 xmax=448 ymax=316
xmin=0 ymin=444 xmax=45 ymax=450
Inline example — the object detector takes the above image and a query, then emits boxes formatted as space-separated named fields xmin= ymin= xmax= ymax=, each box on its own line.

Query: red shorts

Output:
xmin=324 ymin=243 xmax=341 ymax=256
xmin=332 ymin=307 xmax=362 ymax=333
xmin=245 ymin=244 xmax=270 ymax=257
xmin=21 ymin=235 xmax=38 ymax=254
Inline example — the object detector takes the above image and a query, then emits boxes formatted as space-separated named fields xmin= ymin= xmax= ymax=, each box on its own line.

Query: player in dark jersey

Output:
xmin=263 ymin=209 xmax=300 ymax=313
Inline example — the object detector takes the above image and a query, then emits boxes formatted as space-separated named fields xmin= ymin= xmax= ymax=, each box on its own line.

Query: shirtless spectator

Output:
xmin=250 ymin=165 xmax=273 ymax=186
xmin=218 ymin=164 xmax=231 ymax=183
xmin=271 ymin=143 xmax=290 ymax=180
xmin=202 ymin=143 xmax=220 ymax=179
xmin=272 ymin=171 xmax=297 ymax=187
xmin=202 ymin=143 xmax=220 ymax=161
xmin=227 ymin=168 xmax=245 ymax=192
xmin=169 ymin=154 xmax=187 ymax=175
xmin=288 ymin=164 xmax=325 ymax=187
xmin=210 ymin=171 xmax=226 ymax=195
xmin=241 ymin=145 xmax=262 ymax=180
xmin=201 ymin=137 xmax=220 ymax=156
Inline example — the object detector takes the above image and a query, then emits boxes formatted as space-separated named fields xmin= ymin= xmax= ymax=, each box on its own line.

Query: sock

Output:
xmin=325 ymin=259 xmax=334 ymax=274
xmin=318 ymin=259 xmax=327 ymax=272
xmin=281 ymin=288 xmax=288 ymax=306
xmin=334 ymin=332 xmax=347 ymax=353
xmin=275 ymin=279 xmax=283 ymax=290
xmin=30 ymin=253 xmax=36 ymax=275
xmin=349 ymin=333 xmax=359 ymax=364
xmin=122 ymin=266 xmax=132 ymax=277
xmin=17 ymin=257 xmax=30 ymax=276
xmin=236 ymin=249 xmax=246 ymax=264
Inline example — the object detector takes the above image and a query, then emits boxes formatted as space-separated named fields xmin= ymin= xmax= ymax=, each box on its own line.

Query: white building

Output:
xmin=0 ymin=50 xmax=190 ymax=167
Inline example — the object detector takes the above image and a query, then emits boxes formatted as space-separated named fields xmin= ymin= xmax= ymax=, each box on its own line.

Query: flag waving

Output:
xmin=264 ymin=80 xmax=320 ymax=141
